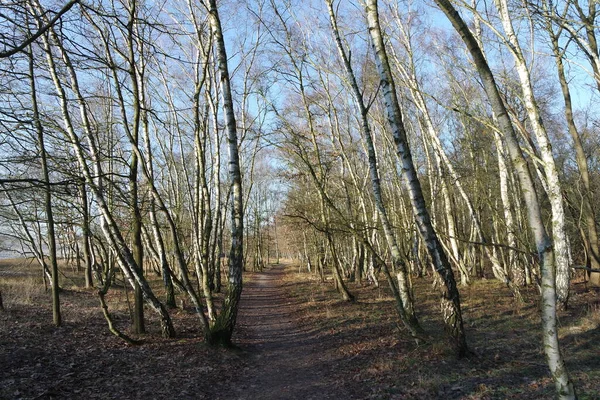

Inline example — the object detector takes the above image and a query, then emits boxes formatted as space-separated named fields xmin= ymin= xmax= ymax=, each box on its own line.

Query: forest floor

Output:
xmin=1 ymin=259 xmax=600 ymax=399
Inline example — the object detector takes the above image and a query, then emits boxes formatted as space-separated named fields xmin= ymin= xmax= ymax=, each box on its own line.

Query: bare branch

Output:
xmin=0 ymin=0 xmax=80 ymax=58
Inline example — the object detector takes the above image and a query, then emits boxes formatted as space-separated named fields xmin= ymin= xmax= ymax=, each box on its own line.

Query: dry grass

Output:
xmin=0 ymin=257 xmax=246 ymax=400
xmin=0 ymin=258 xmax=47 ymax=307
xmin=2 ymin=258 xmax=600 ymax=399
xmin=280 ymin=263 xmax=600 ymax=399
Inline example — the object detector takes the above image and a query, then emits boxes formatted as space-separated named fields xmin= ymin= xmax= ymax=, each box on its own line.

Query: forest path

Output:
xmin=230 ymin=264 xmax=353 ymax=400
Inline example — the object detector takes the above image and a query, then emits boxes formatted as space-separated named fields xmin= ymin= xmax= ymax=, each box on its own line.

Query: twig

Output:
xmin=0 ymin=0 xmax=81 ymax=58
xmin=572 ymin=266 xmax=600 ymax=273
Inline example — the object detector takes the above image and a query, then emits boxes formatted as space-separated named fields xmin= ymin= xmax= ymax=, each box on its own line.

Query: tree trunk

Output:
xmin=192 ymin=49 xmax=216 ymax=321
xmin=493 ymin=132 xmax=522 ymax=285
xmin=125 ymin=0 xmax=145 ymax=335
xmin=366 ymin=0 xmax=468 ymax=357
xmin=29 ymin=44 xmax=61 ymax=327
xmin=206 ymin=0 xmax=244 ymax=347
xmin=326 ymin=232 xmax=354 ymax=301
xmin=79 ymin=181 xmax=93 ymax=289
xmin=326 ymin=0 xmax=421 ymax=337
xmin=546 ymin=14 xmax=600 ymax=286
xmin=435 ymin=0 xmax=576 ymax=395
xmin=494 ymin=0 xmax=571 ymax=307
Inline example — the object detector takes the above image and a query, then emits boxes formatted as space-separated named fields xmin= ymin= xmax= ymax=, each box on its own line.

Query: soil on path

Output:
xmin=3 ymin=258 xmax=599 ymax=399
xmin=1 ymin=259 xmax=365 ymax=400
xmin=232 ymin=264 xmax=357 ymax=400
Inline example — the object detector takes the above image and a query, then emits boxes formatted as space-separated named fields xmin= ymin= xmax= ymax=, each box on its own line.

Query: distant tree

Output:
xmin=265 ymin=0 xmax=355 ymax=302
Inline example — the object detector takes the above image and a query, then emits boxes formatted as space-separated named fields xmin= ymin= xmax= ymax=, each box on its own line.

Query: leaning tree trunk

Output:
xmin=326 ymin=0 xmax=422 ymax=338
xmin=546 ymin=14 xmax=600 ymax=286
xmin=34 ymin=3 xmax=175 ymax=337
xmin=494 ymin=0 xmax=571 ymax=307
xmin=365 ymin=0 xmax=468 ymax=357
xmin=434 ymin=0 xmax=576 ymax=396
xmin=390 ymin=34 xmax=520 ymax=295
xmin=206 ymin=0 xmax=244 ymax=347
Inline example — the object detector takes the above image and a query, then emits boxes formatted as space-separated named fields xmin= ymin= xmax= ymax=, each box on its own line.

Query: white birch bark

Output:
xmin=366 ymin=0 xmax=468 ymax=357
xmin=434 ymin=0 xmax=576 ymax=396
xmin=325 ymin=0 xmax=422 ymax=336
xmin=493 ymin=131 xmax=521 ymax=284
xmin=205 ymin=0 xmax=245 ymax=345
xmin=494 ymin=0 xmax=571 ymax=306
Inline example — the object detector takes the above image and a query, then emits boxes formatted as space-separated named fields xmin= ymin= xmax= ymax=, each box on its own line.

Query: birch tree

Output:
xmin=491 ymin=0 xmax=571 ymax=308
xmin=434 ymin=0 xmax=576 ymax=396
xmin=539 ymin=0 xmax=600 ymax=286
xmin=365 ymin=0 xmax=468 ymax=357
xmin=325 ymin=0 xmax=422 ymax=338
xmin=204 ymin=0 xmax=245 ymax=346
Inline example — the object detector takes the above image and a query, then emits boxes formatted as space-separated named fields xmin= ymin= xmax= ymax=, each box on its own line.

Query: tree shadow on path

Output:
xmin=231 ymin=264 xmax=358 ymax=400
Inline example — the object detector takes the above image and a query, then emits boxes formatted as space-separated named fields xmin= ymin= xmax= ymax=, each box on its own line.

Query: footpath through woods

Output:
xmin=2 ymin=259 xmax=599 ymax=398
xmin=230 ymin=264 xmax=357 ymax=399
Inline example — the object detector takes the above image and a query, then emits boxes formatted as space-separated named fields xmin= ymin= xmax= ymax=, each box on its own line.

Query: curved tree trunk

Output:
xmin=206 ymin=0 xmax=244 ymax=347
xmin=434 ymin=0 xmax=576 ymax=396
xmin=326 ymin=0 xmax=422 ymax=337
xmin=365 ymin=0 xmax=468 ymax=357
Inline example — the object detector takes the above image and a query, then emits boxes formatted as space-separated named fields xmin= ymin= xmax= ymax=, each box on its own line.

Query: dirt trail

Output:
xmin=231 ymin=264 xmax=353 ymax=400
